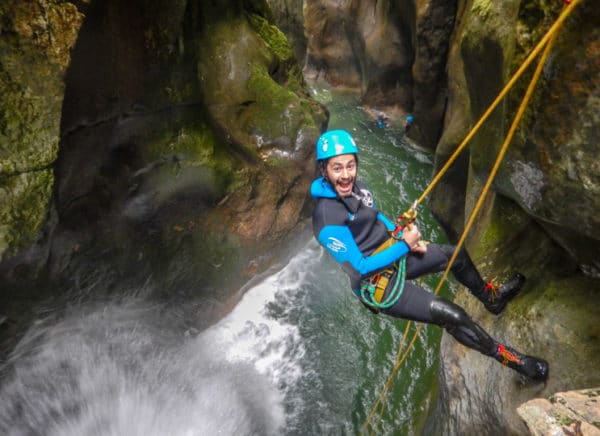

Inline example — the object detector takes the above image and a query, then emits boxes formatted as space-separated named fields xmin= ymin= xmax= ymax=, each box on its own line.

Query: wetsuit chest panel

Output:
xmin=312 ymin=178 xmax=412 ymax=292
xmin=345 ymin=201 xmax=389 ymax=255
xmin=312 ymin=184 xmax=389 ymax=257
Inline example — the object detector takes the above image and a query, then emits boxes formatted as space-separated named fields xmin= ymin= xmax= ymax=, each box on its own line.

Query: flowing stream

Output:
xmin=0 ymin=88 xmax=456 ymax=435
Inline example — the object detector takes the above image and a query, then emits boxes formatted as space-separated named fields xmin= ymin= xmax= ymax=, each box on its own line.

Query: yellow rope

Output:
xmin=361 ymin=0 xmax=581 ymax=432
xmin=363 ymin=320 xmax=413 ymax=435
xmin=364 ymin=323 xmax=425 ymax=436
xmin=416 ymin=0 xmax=583 ymax=207
xmin=429 ymin=9 xmax=563 ymax=298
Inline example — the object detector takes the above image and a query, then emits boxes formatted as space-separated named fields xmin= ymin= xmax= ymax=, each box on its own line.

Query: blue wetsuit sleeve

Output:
xmin=317 ymin=225 xmax=409 ymax=276
xmin=377 ymin=212 xmax=396 ymax=232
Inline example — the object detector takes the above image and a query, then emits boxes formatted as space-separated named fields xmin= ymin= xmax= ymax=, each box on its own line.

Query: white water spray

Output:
xmin=0 ymin=242 xmax=321 ymax=436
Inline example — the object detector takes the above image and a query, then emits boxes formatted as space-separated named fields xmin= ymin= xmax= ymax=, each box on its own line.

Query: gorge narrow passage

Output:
xmin=0 ymin=88 xmax=452 ymax=435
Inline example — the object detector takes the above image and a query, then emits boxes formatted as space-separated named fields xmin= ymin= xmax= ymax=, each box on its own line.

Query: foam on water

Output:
xmin=194 ymin=240 xmax=321 ymax=415
xmin=0 ymin=241 xmax=322 ymax=436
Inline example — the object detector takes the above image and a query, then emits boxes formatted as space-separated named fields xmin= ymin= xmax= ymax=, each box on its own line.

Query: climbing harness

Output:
xmin=359 ymin=202 xmax=422 ymax=310
xmin=361 ymin=1 xmax=584 ymax=433
xmin=359 ymin=239 xmax=407 ymax=310
xmin=359 ymin=204 xmax=426 ymax=309
xmin=359 ymin=259 xmax=406 ymax=309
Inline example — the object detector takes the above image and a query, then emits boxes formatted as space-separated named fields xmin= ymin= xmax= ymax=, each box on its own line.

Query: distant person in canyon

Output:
xmin=376 ymin=112 xmax=389 ymax=129
xmin=404 ymin=114 xmax=414 ymax=133
xmin=310 ymin=129 xmax=549 ymax=381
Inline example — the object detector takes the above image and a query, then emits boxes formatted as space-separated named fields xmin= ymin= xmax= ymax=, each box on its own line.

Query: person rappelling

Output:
xmin=311 ymin=129 xmax=549 ymax=381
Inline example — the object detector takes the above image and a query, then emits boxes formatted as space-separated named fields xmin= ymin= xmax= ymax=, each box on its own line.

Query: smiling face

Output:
xmin=324 ymin=153 xmax=357 ymax=197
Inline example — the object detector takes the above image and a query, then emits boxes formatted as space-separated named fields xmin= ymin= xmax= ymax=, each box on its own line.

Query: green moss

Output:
xmin=471 ymin=0 xmax=494 ymax=19
xmin=152 ymin=123 xmax=220 ymax=167
xmin=0 ymin=169 xmax=53 ymax=257
xmin=142 ymin=114 xmax=249 ymax=198
xmin=471 ymin=194 xmax=527 ymax=259
xmin=248 ymin=63 xmax=296 ymax=104
xmin=243 ymin=63 xmax=300 ymax=139
xmin=163 ymin=83 xmax=195 ymax=105
xmin=0 ymin=71 xmax=61 ymax=175
xmin=246 ymin=14 xmax=307 ymax=95
xmin=476 ymin=213 xmax=512 ymax=257
xmin=466 ymin=191 xmax=575 ymax=287
xmin=518 ymin=0 xmax=546 ymax=27
xmin=284 ymin=63 xmax=306 ymax=94
xmin=554 ymin=413 xmax=578 ymax=427
xmin=509 ymin=272 xmax=600 ymax=339
xmin=247 ymin=13 xmax=294 ymax=62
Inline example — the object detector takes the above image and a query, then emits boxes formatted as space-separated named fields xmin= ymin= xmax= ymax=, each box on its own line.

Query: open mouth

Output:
xmin=336 ymin=179 xmax=353 ymax=195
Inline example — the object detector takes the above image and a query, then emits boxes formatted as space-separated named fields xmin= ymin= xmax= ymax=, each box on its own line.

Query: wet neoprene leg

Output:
xmin=429 ymin=297 xmax=549 ymax=381
xmin=429 ymin=298 xmax=496 ymax=355
xmin=436 ymin=245 xmax=486 ymax=293
xmin=405 ymin=244 xmax=485 ymax=292
xmin=435 ymin=245 xmax=525 ymax=315
xmin=382 ymin=280 xmax=495 ymax=355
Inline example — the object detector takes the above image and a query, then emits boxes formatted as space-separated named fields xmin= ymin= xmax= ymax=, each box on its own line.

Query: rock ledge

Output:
xmin=517 ymin=388 xmax=600 ymax=436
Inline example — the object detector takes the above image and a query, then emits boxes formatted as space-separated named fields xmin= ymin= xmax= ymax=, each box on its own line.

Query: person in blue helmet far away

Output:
xmin=404 ymin=114 xmax=414 ymax=133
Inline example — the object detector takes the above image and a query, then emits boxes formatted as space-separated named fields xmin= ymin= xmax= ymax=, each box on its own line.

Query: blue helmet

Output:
xmin=406 ymin=114 xmax=414 ymax=122
xmin=316 ymin=130 xmax=359 ymax=161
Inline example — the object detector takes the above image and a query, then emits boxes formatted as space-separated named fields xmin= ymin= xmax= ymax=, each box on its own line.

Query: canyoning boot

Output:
xmin=493 ymin=344 xmax=549 ymax=382
xmin=478 ymin=273 xmax=526 ymax=315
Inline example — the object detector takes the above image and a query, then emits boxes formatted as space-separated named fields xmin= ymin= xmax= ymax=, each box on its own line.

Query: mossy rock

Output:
xmin=0 ymin=170 xmax=53 ymax=258
xmin=0 ymin=1 xmax=83 ymax=258
xmin=197 ymin=13 xmax=325 ymax=162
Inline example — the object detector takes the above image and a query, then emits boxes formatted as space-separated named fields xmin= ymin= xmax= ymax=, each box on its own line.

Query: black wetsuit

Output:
xmin=311 ymin=177 xmax=497 ymax=357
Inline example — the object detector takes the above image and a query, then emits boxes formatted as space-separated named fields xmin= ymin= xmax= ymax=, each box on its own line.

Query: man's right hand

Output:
xmin=402 ymin=223 xmax=422 ymax=251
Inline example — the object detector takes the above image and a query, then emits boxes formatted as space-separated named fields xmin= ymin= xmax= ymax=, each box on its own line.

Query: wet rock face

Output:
xmin=303 ymin=0 xmax=364 ymax=88
xmin=431 ymin=0 xmax=600 ymax=275
xmin=295 ymin=0 xmax=454 ymax=148
xmin=197 ymin=12 xmax=326 ymax=163
xmin=410 ymin=0 xmax=457 ymax=149
xmin=1 ymin=0 xmax=327 ymax=295
xmin=0 ymin=0 xmax=84 ymax=257
xmin=428 ymin=1 xmax=600 ymax=434
xmin=467 ymin=1 xmax=600 ymax=277
xmin=517 ymin=388 xmax=600 ymax=435
xmin=429 ymin=267 xmax=600 ymax=435
xmin=264 ymin=0 xmax=307 ymax=63
xmin=501 ymin=42 xmax=600 ymax=276
xmin=303 ymin=0 xmax=414 ymax=104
